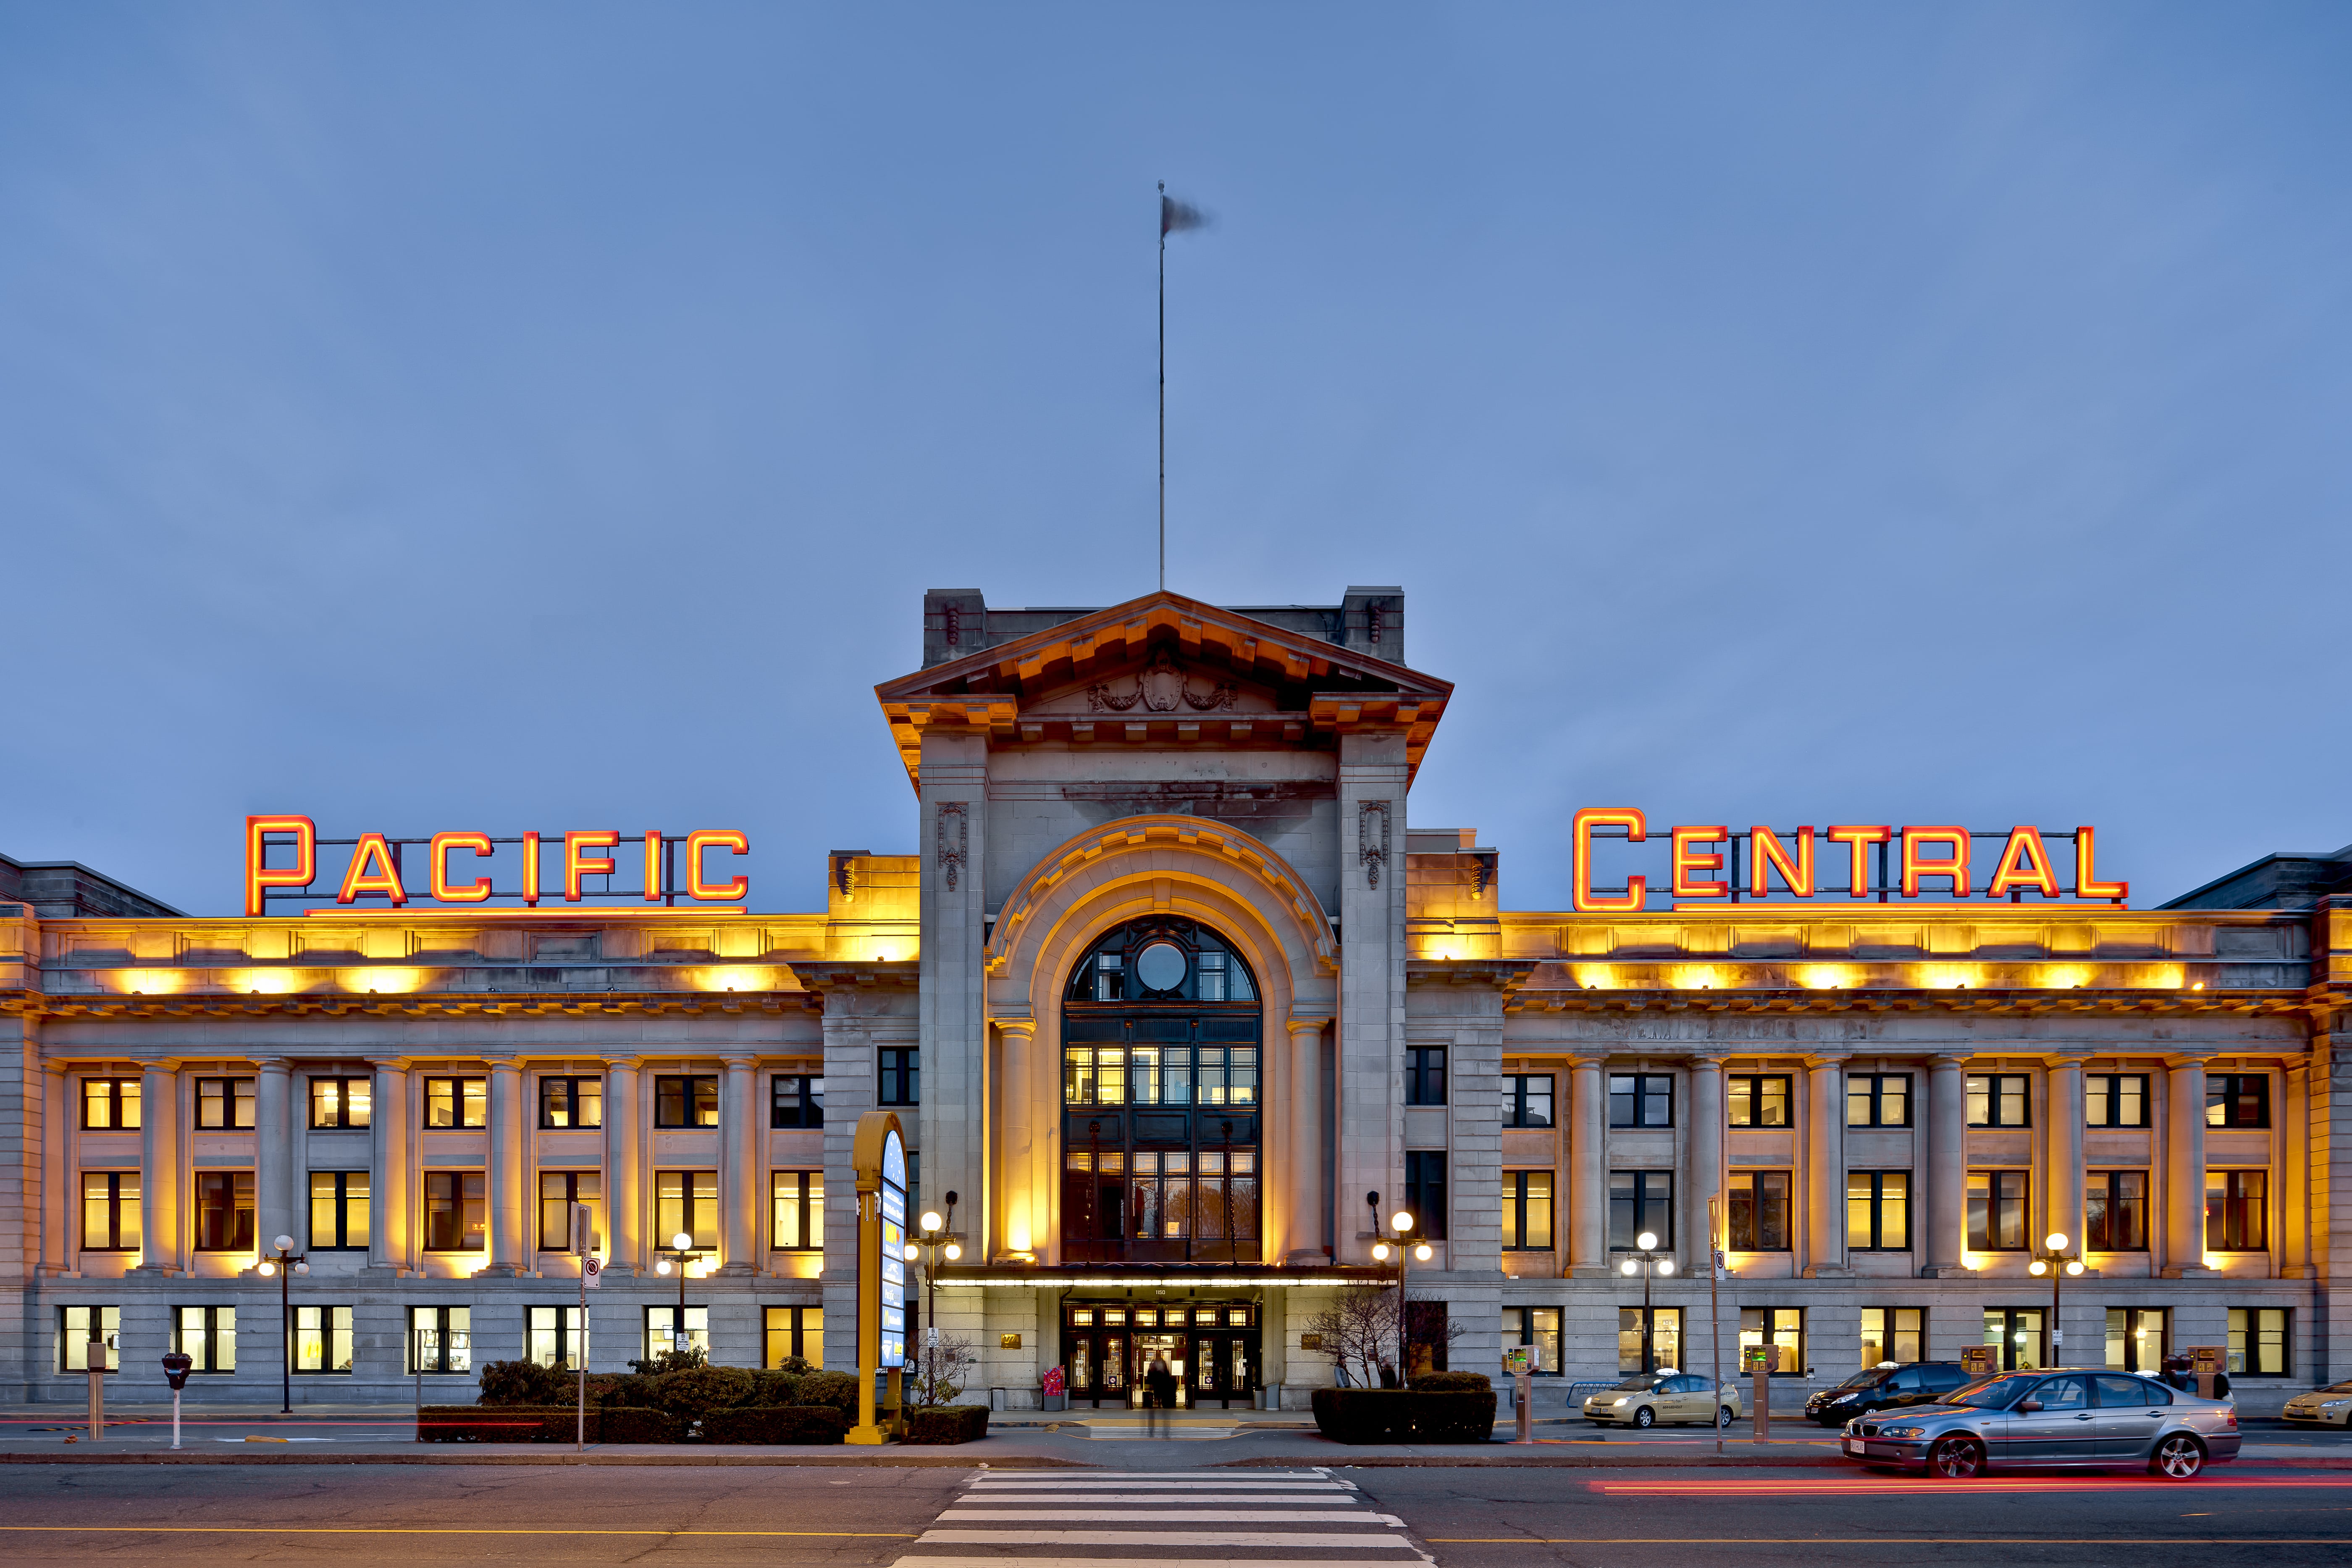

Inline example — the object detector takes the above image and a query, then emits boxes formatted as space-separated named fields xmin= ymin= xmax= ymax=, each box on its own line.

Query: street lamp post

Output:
xmin=653 ymin=1231 xmax=699 ymax=1356
xmin=1618 ymin=1231 xmax=1676 ymax=1374
xmin=908 ymin=1192 xmax=962 ymax=1399
xmin=2028 ymin=1231 xmax=2084 ymax=1366
xmin=1371 ymin=1203 xmax=1432 ymax=1381
xmin=257 ymin=1234 xmax=309 ymax=1413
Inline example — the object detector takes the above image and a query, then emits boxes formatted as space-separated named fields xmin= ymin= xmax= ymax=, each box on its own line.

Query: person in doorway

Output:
xmin=1144 ymin=1355 xmax=1177 ymax=1437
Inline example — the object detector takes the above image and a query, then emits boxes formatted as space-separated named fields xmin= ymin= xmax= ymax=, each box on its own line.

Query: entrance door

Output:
xmin=1065 ymin=1332 xmax=1129 ymax=1408
xmin=1136 ymin=1333 xmax=1187 ymax=1409
xmin=1191 ymin=1333 xmax=1255 ymax=1408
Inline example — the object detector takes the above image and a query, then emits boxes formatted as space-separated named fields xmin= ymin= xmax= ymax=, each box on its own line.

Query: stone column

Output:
xmin=719 ymin=1054 xmax=759 ymax=1276
xmin=1335 ymin=728 xmax=1410 ymax=1267
xmin=1284 ymin=1017 xmax=1327 ymax=1265
xmin=1568 ymin=1053 xmax=1607 ymax=1276
xmin=136 ymin=1062 xmax=179 ymax=1272
xmin=998 ymin=1019 xmax=1039 ymax=1258
xmin=1688 ymin=1054 xmax=1725 ymax=1269
xmin=42 ymin=1058 xmax=70 ymax=1275
xmin=2283 ymin=1059 xmax=2311 ymax=1278
xmin=484 ymin=1058 xmax=525 ymax=1275
xmin=605 ymin=1061 xmax=640 ymax=1276
xmin=2044 ymin=1055 xmax=2086 ymax=1253
xmin=819 ymin=1008 xmax=872 ymax=1370
xmin=2163 ymin=1054 xmax=2210 ymax=1276
xmin=368 ymin=1059 xmax=408 ymax=1271
xmin=255 ymin=1058 xmax=292 ymax=1266
xmin=1802 ymin=1053 xmax=1850 ymax=1276
xmin=1922 ymin=1053 xmax=1967 ymax=1275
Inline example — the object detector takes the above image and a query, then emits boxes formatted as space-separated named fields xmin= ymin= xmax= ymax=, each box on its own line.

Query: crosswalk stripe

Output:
xmin=914 ymin=1531 xmax=1421 ymax=1550
xmin=939 ymin=1510 xmax=1393 ymax=1524
xmin=968 ymin=1481 xmax=1349 ymax=1489
xmin=896 ymin=1559 xmax=1413 ymax=1568
xmin=955 ymin=1496 xmax=1365 ymax=1505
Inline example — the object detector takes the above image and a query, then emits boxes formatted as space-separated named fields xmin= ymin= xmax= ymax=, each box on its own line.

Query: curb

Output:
xmin=0 ymin=1451 xmax=1083 ymax=1468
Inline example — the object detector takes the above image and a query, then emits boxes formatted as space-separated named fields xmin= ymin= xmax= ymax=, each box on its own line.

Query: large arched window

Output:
xmin=1061 ymin=916 xmax=1260 ymax=1262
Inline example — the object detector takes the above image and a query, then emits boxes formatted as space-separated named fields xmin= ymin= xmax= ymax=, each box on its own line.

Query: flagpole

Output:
xmin=1157 ymin=181 xmax=1166 ymax=593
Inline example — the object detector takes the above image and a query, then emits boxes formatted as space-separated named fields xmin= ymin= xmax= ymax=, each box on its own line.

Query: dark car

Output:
xmin=1806 ymin=1361 xmax=1973 ymax=1426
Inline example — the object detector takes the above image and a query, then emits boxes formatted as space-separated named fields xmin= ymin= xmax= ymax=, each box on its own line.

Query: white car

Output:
xmin=2284 ymin=1380 xmax=2352 ymax=1426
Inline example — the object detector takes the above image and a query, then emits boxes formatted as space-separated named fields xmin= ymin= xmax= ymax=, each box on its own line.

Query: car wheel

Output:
xmin=1928 ymin=1436 xmax=1987 ymax=1479
xmin=1633 ymin=1405 xmax=1656 ymax=1429
xmin=2151 ymin=1434 xmax=2206 ymax=1480
xmin=1718 ymin=1406 xmax=1735 ymax=1429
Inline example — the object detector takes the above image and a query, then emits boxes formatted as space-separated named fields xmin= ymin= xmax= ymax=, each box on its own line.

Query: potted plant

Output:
xmin=1041 ymin=1364 xmax=1068 ymax=1412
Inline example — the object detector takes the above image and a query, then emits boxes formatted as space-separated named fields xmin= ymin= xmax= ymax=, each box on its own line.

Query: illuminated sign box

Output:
xmin=244 ymin=817 xmax=751 ymax=915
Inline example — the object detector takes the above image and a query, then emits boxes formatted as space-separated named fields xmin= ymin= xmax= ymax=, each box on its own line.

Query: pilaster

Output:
xmin=605 ymin=1061 xmax=641 ymax=1277
xmin=2043 ymin=1051 xmax=2089 ymax=1255
xmin=1919 ymin=1051 xmax=1969 ymax=1276
xmin=1336 ymin=728 xmax=1408 ymax=1266
xmin=481 ymin=1057 xmax=525 ymax=1276
xmin=1567 ymin=1052 xmax=1608 ymax=1277
xmin=917 ymin=728 xmax=987 ymax=1277
xmin=1800 ymin=1052 xmax=1850 ymax=1278
xmin=2161 ymin=1052 xmax=2212 ymax=1278
xmin=134 ymin=1061 xmax=180 ymax=1274
xmin=255 ymin=1057 xmax=293 ymax=1261
xmin=995 ymin=1016 xmax=1040 ymax=1260
xmin=717 ymin=1053 xmax=759 ymax=1276
xmin=1284 ymin=1014 xmax=1328 ymax=1265
xmin=368 ymin=1058 xmax=409 ymax=1272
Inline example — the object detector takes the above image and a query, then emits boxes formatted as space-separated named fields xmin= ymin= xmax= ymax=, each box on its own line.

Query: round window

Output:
xmin=1132 ymin=941 xmax=1187 ymax=993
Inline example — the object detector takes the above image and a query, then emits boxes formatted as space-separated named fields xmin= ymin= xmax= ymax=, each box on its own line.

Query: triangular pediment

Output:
xmin=873 ymin=590 xmax=1453 ymax=790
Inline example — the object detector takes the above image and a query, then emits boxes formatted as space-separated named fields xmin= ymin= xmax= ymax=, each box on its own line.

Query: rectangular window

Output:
xmin=1608 ymin=1170 xmax=1674 ymax=1249
xmin=1966 ymin=1170 xmax=2028 ymax=1250
xmin=308 ymin=1077 xmax=371 ymax=1129
xmin=2228 ymin=1307 xmax=2288 ymax=1376
xmin=528 ymin=1305 xmax=589 ymax=1370
xmin=2085 ymin=1170 xmax=2148 ymax=1252
xmin=409 ymin=1306 xmax=472 ymax=1373
xmin=424 ymin=1077 xmax=488 ymax=1129
xmin=1504 ymin=1074 xmax=1553 ymax=1128
xmin=538 ymin=1171 xmax=602 ymax=1253
xmin=646 ymin=1305 xmax=709 ymax=1361
xmin=1737 ymin=1307 xmax=1801 ymax=1374
xmin=2207 ymin=1075 xmax=2271 ymax=1129
xmin=1502 ymin=1171 xmax=1554 ymax=1250
xmin=173 ymin=1306 xmax=237 ymax=1373
xmin=1406 ymin=1047 xmax=1447 ymax=1107
xmin=2207 ymin=1170 xmax=2268 ymax=1251
xmin=1609 ymin=1074 xmax=1672 ymax=1128
xmin=764 ymin=1304 xmax=826 ymax=1369
xmin=538 ymin=1077 xmax=603 ymax=1130
xmin=1502 ymin=1305 xmax=1563 ymax=1374
xmin=80 ymin=1172 xmax=140 ymax=1251
xmin=193 ymin=1171 xmax=256 ymax=1252
xmin=1404 ymin=1150 xmax=1449 ymax=1240
xmin=80 ymin=1078 xmax=140 ymax=1130
xmin=2085 ymin=1074 xmax=2149 ymax=1128
xmin=422 ymin=1171 xmax=488 ymax=1252
xmin=771 ymin=1170 xmax=824 ymax=1250
xmin=654 ymin=1074 xmax=720 ymax=1128
xmin=878 ymin=1049 xmax=919 ymax=1107
xmin=195 ymin=1077 xmax=255 ymax=1130
xmin=292 ymin=1306 xmax=354 ymax=1374
xmin=1846 ymin=1171 xmax=1910 ymax=1250
xmin=1966 ymin=1073 xmax=2030 ymax=1128
xmin=1859 ymin=1306 xmax=1922 ymax=1367
xmin=1984 ymin=1306 xmax=2045 ymax=1371
xmin=307 ymin=1172 xmax=370 ymax=1250
xmin=1846 ymin=1074 xmax=1912 ymax=1128
xmin=656 ymin=1170 xmax=720 ymax=1251
xmin=2106 ymin=1306 xmax=2167 ymax=1372
xmin=1621 ymin=1305 xmax=1684 ymax=1374
xmin=1728 ymin=1170 xmax=1791 ymax=1251
xmin=59 ymin=1306 xmax=120 ymax=1372
xmin=771 ymin=1073 xmax=825 ymax=1128
xmin=1729 ymin=1074 xmax=1791 ymax=1127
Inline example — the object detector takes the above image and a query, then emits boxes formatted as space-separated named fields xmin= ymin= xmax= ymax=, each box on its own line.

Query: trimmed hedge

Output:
xmin=1407 ymin=1371 xmax=1492 ymax=1393
xmin=1310 ymin=1389 xmax=1497 ymax=1445
xmin=418 ymin=1405 xmax=684 ymax=1443
xmin=700 ymin=1405 xmax=851 ymax=1445
xmin=902 ymin=1404 xmax=991 ymax=1445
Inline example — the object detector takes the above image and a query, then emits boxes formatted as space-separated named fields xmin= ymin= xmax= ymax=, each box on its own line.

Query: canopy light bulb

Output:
xmin=1414 ymin=1243 xmax=1433 ymax=1262
xmin=1636 ymin=1231 xmax=1659 ymax=1251
xmin=1391 ymin=1211 xmax=1415 ymax=1234
xmin=1657 ymin=1259 xmax=1675 ymax=1276
xmin=672 ymin=1232 xmax=694 ymax=1252
xmin=2029 ymin=1259 xmax=2048 ymax=1276
xmin=2066 ymin=1259 xmax=2084 ymax=1276
xmin=1620 ymin=1258 xmax=1639 ymax=1276
xmin=903 ymin=1243 xmax=919 ymax=1262
xmin=1372 ymin=1242 xmax=1391 ymax=1261
xmin=656 ymin=1259 xmax=672 ymax=1276
xmin=2045 ymin=1233 xmax=2069 ymax=1253
xmin=944 ymin=1241 xmax=962 ymax=1261
xmin=257 ymin=1261 xmax=277 ymax=1277
xmin=920 ymin=1211 xmax=944 ymax=1233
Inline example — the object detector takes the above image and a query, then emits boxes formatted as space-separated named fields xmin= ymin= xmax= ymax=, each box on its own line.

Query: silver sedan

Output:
xmin=1840 ymin=1369 xmax=2241 ymax=1479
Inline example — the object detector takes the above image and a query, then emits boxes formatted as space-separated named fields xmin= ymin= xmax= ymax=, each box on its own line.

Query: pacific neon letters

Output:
xmin=243 ymin=820 xmax=753 ymax=911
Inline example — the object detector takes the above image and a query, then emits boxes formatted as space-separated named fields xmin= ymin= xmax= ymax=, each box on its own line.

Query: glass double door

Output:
xmin=1065 ymin=1328 xmax=1259 ymax=1409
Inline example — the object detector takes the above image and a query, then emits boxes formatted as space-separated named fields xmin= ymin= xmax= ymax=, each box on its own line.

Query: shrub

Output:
xmin=902 ymin=1404 xmax=991 ymax=1445
xmin=630 ymin=1345 xmax=709 ymax=1376
xmin=598 ymin=1407 xmax=685 ymax=1444
xmin=640 ymin=1364 xmax=764 ymax=1418
xmin=1408 ymin=1371 xmax=1492 ymax=1393
xmin=418 ymin=1404 xmax=557 ymax=1442
xmin=477 ymin=1360 xmax=573 ymax=1407
xmin=1310 ymin=1389 xmax=1497 ymax=1445
xmin=792 ymin=1369 xmax=861 ymax=1418
xmin=701 ymin=1405 xmax=851 ymax=1445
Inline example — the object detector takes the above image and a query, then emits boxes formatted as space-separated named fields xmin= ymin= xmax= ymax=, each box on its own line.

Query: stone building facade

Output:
xmin=3 ymin=585 xmax=2347 ymax=1408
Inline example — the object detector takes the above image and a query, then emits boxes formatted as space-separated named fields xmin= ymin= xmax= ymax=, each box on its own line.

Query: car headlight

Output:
xmin=1877 ymin=1426 xmax=1925 ymax=1439
xmin=2324 ymin=1400 xmax=2351 ymax=1410
xmin=1611 ymin=1396 xmax=1633 ymax=1407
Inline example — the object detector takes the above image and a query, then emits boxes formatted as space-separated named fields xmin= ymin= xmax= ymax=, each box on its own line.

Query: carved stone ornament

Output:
xmin=1086 ymin=644 xmax=1237 ymax=714
xmin=937 ymin=802 xmax=968 ymax=892
xmin=1359 ymin=800 xmax=1390 ymax=888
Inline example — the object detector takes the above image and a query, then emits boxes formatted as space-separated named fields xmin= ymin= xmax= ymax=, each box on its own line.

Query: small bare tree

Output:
xmin=907 ymin=1332 xmax=979 ymax=1408
xmin=1299 ymin=1288 xmax=1396 ymax=1388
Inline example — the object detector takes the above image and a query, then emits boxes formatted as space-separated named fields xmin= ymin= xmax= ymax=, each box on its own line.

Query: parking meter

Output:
xmin=162 ymin=1351 xmax=194 ymax=1450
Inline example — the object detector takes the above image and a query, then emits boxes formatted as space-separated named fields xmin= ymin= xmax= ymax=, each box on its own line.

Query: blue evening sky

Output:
xmin=3 ymin=4 xmax=2347 ymax=915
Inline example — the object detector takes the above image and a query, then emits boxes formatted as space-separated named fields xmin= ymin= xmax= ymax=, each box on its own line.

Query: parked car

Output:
xmin=1583 ymin=1371 xmax=1743 ymax=1429
xmin=1806 ymin=1362 xmax=1974 ymax=1426
xmin=1839 ymin=1369 xmax=2241 ymax=1479
xmin=2284 ymin=1381 xmax=2352 ymax=1426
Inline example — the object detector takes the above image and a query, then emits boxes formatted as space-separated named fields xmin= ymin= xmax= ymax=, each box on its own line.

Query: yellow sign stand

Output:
xmin=847 ymin=1110 xmax=909 ymax=1445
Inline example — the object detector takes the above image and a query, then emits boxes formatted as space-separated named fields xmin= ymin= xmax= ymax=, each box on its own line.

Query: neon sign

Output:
xmin=244 ymin=816 xmax=751 ymax=915
xmin=1570 ymin=809 xmax=2126 ymax=913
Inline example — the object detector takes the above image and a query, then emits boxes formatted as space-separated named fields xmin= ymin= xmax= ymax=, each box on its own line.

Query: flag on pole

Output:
xmin=1160 ymin=193 xmax=1208 ymax=236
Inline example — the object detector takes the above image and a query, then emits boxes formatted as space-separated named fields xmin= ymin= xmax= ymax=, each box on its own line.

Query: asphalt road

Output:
xmin=1355 ymin=1463 xmax=2352 ymax=1566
